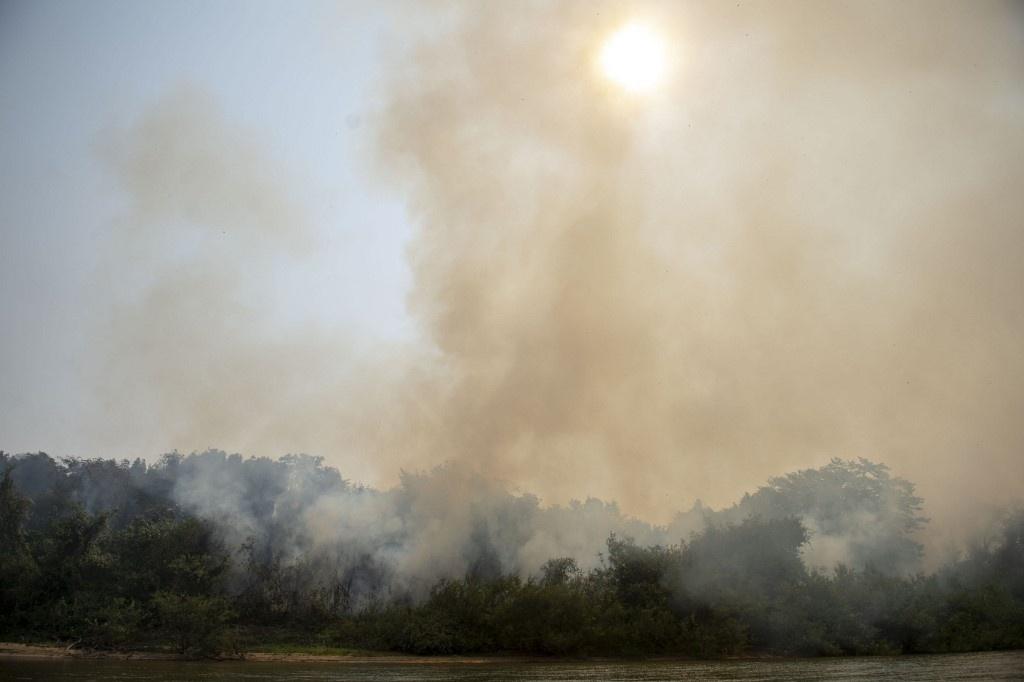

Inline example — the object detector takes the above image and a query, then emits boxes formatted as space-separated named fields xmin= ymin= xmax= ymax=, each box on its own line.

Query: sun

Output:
xmin=598 ymin=22 xmax=668 ymax=94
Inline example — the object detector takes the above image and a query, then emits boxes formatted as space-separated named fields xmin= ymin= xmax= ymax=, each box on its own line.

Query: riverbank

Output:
xmin=0 ymin=641 xmax=536 ymax=664
xmin=6 ymin=650 xmax=1024 ymax=682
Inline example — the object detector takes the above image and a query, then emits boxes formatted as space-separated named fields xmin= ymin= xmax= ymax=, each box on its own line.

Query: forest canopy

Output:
xmin=0 ymin=451 xmax=1021 ymax=657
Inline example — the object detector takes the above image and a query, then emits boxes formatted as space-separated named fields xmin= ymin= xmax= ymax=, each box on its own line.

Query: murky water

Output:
xmin=2 ymin=650 xmax=1022 ymax=681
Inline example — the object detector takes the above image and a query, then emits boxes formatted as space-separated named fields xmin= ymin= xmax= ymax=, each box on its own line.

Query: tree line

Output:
xmin=0 ymin=451 xmax=1021 ymax=657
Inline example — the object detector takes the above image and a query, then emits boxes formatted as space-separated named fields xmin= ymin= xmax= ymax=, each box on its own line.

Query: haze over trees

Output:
xmin=1 ymin=451 xmax=1021 ymax=657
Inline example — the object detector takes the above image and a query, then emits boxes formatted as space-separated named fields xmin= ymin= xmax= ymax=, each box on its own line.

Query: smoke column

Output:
xmin=90 ymin=2 xmax=1024 ymax=557
xmin=364 ymin=1 xmax=1024 ymax=539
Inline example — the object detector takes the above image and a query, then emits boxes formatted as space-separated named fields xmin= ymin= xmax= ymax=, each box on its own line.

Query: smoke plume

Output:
xmin=363 ymin=0 xmax=1024 ymax=540
xmin=87 ymin=2 xmax=1024 ymax=559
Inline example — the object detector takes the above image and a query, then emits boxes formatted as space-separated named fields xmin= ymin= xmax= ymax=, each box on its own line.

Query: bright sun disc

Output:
xmin=599 ymin=22 xmax=667 ymax=94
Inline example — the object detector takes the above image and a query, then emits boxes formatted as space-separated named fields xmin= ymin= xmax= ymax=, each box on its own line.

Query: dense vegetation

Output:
xmin=1 ymin=451 xmax=1021 ymax=657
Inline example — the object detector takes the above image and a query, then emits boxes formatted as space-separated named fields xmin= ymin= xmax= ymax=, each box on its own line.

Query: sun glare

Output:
xmin=599 ymin=22 xmax=668 ymax=94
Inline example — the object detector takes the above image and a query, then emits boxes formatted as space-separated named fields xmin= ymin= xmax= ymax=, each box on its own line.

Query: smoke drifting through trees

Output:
xmin=0 ymin=452 xmax=932 ymax=602
xmin=83 ymin=1 xmax=1024 ymax=561
xmin=2 ymin=451 xmax=1022 ymax=656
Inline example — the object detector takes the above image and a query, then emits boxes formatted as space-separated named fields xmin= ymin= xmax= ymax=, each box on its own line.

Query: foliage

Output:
xmin=153 ymin=591 xmax=235 ymax=655
xmin=0 ymin=451 xmax=1021 ymax=658
xmin=719 ymin=458 xmax=927 ymax=575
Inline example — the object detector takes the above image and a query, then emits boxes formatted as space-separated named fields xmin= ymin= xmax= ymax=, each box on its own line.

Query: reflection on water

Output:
xmin=2 ymin=650 xmax=1023 ymax=681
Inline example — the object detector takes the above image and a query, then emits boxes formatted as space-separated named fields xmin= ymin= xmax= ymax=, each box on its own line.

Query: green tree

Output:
xmin=153 ymin=591 xmax=235 ymax=655
xmin=0 ymin=467 xmax=36 ymax=630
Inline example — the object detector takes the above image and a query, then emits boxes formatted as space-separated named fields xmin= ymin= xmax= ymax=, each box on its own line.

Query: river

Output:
xmin=2 ymin=651 xmax=1023 ymax=681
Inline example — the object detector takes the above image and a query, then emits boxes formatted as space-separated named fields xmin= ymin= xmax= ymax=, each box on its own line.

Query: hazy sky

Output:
xmin=1 ymin=0 xmax=415 ymax=454
xmin=2 ymin=1 xmax=1023 ymax=545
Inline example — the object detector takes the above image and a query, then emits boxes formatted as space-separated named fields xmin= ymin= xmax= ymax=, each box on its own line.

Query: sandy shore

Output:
xmin=0 ymin=642 xmax=176 ymax=661
xmin=0 ymin=642 xmax=530 ymax=664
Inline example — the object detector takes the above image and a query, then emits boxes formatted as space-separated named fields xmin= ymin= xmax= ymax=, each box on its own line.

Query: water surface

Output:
xmin=3 ymin=650 xmax=1023 ymax=681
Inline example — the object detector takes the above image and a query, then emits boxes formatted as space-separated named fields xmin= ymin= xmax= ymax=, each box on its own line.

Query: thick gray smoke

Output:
xmin=165 ymin=452 xmax=664 ymax=602
xmin=85 ymin=2 xmax=1024 ymax=564
xmin=164 ymin=454 xmax=929 ymax=600
xmin=2 ymin=450 xmax=929 ymax=608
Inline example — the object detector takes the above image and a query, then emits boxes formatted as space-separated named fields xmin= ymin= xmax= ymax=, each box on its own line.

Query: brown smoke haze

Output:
xmin=90 ymin=1 xmax=1024 ymax=557
xmin=90 ymin=88 xmax=360 ymax=460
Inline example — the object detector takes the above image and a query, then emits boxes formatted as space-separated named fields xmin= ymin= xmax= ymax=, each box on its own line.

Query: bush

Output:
xmin=153 ymin=591 xmax=234 ymax=656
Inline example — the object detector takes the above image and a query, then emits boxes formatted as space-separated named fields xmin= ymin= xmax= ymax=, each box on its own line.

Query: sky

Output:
xmin=2 ymin=1 xmax=1023 ymax=549
xmin=0 ymin=0 xmax=414 ymax=454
